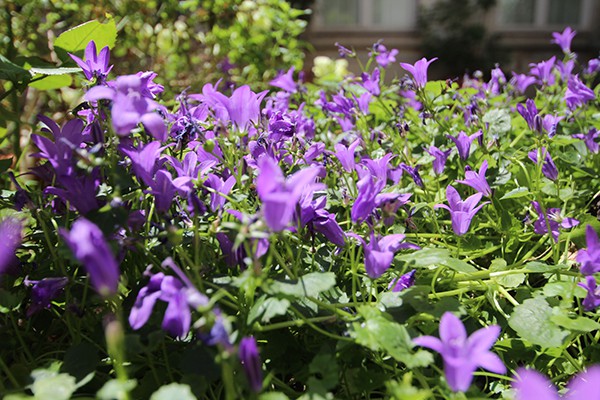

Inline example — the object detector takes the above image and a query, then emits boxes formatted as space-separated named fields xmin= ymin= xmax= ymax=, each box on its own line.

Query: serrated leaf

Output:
xmin=551 ymin=314 xmax=600 ymax=332
xmin=266 ymin=272 xmax=336 ymax=298
xmin=397 ymin=247 xmax=476 ymax=272
xmin=54 ymin=19 xmax=117 ymax=54
xmin=150 ymin=383 xmax=197 ymax=400
xmin=508 ymin=297 xmax=568 ymax=348
xmin=500 ymin=187 xmax=529 ymax=200
xmin=482 ymin=108 xmax=511 ymax=136
xmin=248 ymin=296 xmax=290 ymax=324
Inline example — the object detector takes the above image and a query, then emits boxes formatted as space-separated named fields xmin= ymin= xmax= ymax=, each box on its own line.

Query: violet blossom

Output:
xmin=426 ymin=145 xmax=452 ymax=175
xmin=0 ymin=216 xmax=23 ymax=275
xmin=530 ymin=201 xmax=579 ymax=243
xmin=577 ymin=225 xmax=600 ymax=276
xmin=361 ymin=68 xmax=381 ymax=96
xmin=514 ymin=365 xmax=600 ymax=400
xmin=60 ymin=218 xmax=120 ymax=297
xmin=270 ymin=67 xmax=298 ymax=93
xmin=399 ymin=57 xmax=438 ymax=89
xmin=388 ymin=269 xmax=416 ymax=293
xmin=69 ymin=40 xmax=113 ymax=84
xmin=530 ymin=56 xmax=556 ymax=86
xmin=299 ymin=194 xmax=346 ymax=247
xmin=413 ymin=312 xmax=506 ymax=392
xmin=579 ymin=276 xmax=600 ymax=311
xmin=573 ymin=128 xmax=600 ymax=154
xmin=370 ymin=43 xmax=398 ymax=68
xmin=24 ymin=277 xmax=68 ymax=316
xmin=565 ymin=75 xmax=596 ymax=110
xmin=510 ymin=73 xmax=537 ymax=94
xmin=350 ymin=232 xmax=419 ymax=279
xmin=528 ymin=147 xmax=558 ymax=181
xmin=435 ymin=186 xmax=489 ymax=236
xmin=552 ymin=27 xmax=577 ymax=54
xmin=239 ymin=337 xmax=263 ymax=393
xmin=447 ymin=131 xmax=482 ymax=161
xmin=517 ymin=99 xmax=542 ymax=133
xmin=456 ymin=160 xmax=492 ymax=197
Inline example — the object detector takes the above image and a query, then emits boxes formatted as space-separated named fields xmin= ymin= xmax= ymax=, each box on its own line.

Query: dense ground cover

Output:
xmin=1 ymin=23 xmax=600 ymax=399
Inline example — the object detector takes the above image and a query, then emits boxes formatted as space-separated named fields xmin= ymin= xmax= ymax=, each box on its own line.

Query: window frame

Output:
xmin=496 ymin=0 xmax=595 ymax=31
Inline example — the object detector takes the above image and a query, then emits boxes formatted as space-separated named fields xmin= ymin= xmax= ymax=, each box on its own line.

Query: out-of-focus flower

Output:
xmin=529 ymin=56 xmax=556 ymax=86
xmin=24 ymin=277 xmax=68 ymax=317
xmin=413 ymin=312 xmax=506 ymax=392
xmin=528 ymin=147 xmax=558 ymax=181
xmin=552 ymin=27 xmax=577 ymax=54
xmin=388 ymin=269 xmax=416 ymax=292
xmin=270 ymin=67 xmax=298 ymax=93
xmin=579 ymin=276 xmax=600 ymax=311
xmin=239 ymin=337 xmax=263 ymax=393
xmin=60 ymin=218 xmax=120 ymax=297
xmin=0 ymin=217 xmax=23 ymax=275
xmin=399 ymin=57 xmax=438 ymax=89
xmin=369 ymin=43 xmax=398 ymax=68
xmin=69 ymin=40 xmax=113 ymax=83
xmin=361 ymin=68 xmax=381 ymax=96
xmin=514 ymin=365 xmax=600 ymax=400
xmin=435 ymin=186 xmax=489 ymax=236
xmin=573 ymin=128 xmax=600 ymax=154
xmin=510 ymin=72 xmax=537 ymax=94
xmin=565 ymin=75 xmax=596 ymax=110
xmin=578 ymin=225 xmax=600 ymax=276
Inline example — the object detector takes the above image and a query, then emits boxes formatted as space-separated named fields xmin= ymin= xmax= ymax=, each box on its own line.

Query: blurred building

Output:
xmin=305 ymin=0 xmax=600 ymax=77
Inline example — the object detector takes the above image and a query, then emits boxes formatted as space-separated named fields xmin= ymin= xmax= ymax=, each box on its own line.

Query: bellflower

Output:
xmin=388 ymin=269 xmax=416 ymax=293
xmin=24 ymin=277 xmax=68 ymax=317
xmin=399 ymin=57 xmax=438 ymax=89
xmin=204 ymin=174 xmax=236 ymax=212
xmin=514 ymin=366 xmax=600 ymax=400
xmin=426 ymin=145 xmax=452 ymax=175
xmin=69 ymin=40 xmax=113 ymax=83
xmin=86 ymin=74 xmax=167 ymax=141
xmin=542 ymin=114 xmax=563 ymax=138
xmin=255 ymin=157 xmax=322 ymax=231
xmin=370 ymin=43 xmax=398 ymax=68
xmin=299 ymin=194 xmax=346 ymax=247
xmin=530 ymin=201 xmax=579 ymax=243
xmin=399 ymin=163 xmax=424 ymax=187
xmin=120 ymin=141 xmax=166 ymax=187
xmin=270 ymin=67 xmax=297 ymax=93
xmin=0 ymin=216 xmax=23 ymax=275
xmin=447 ymin=131 xmax=482 ymax=161
xmin=361 ymin=68 xmax=381 ymax=96
xmin=573 ymin=128 xmax=600 ymax=154
xmin=528 ymin=147 xmax=558 ymax=181
xmin=413 ymin=312 xmax=506 ymax=392
xmin=351 ymin=173 xmax=383 ymax=223
xmin=210 ymin=85 xmax=268 ymax=131
xmin=60 ymin=218 xmax=120 ymax=297
xmin=577 ymin=225 xmax=600 ymax=275
xmin=578 ymin=276 xmax=600 ymax=311
xmin=510 ymin=72 xmax=537 ymax=94
xmin=129 ymin=258 xmax=209 ymax=338
xmin=517 ymin=99 xmax=542 ymax=133
xmin=44 ymin=170 xmax=101 ymax=215
xmin=239 ymin=337 xmax=263 ymax=393
xmin=565 ymin=75 xmax=596 ymax=110
xmin=456 ymin=160 xmax=492 ymax=197
xmin=552 ymin=27 xmax=577 ymax=54
xmin=435 ymin=186 xmax=489 ymax=236
xmin=147 ymin=170 xmax=192 ymax=213
xmin=350 ymin=232 xmax=419 ymax=279
xmin=530 ymin=56 xmax=556 ymax=86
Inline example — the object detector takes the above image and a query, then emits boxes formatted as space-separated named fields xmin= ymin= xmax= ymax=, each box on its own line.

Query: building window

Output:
xmin=314 ymin=0 xmax=417 ymax=31
xmin=499 ymin=0 xmax=591 ymax=28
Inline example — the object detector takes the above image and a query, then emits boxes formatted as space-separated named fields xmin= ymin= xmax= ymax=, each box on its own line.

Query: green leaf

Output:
xmin=482 ymin=108 xmax=511 ymax=136
xmin=97 ymin=379 xmax=138 ymax=400
xmin=0 ymin=288 xmax=22 ymax=313
xmin=28 ymin=75 xmax=72 ymax=91
xmin=266 ymin=272 xmax=336 ymax=298
xmin=524 ymin=261 xmax=567 ymax=273
xmin=397 ymin=247 xmax=476 ymax=272
xmin=30 ymin=371 xmax=77 ymax=400
xmin=54 ymin=19 xmax=117 ymax=54
xmin=0 ymin=55 xmax=31 ymax=84
xmin=247 ymin=295 xmax=290 ymax=324
xmin=307 ymin=351 xmax=339 ymax=392
xmin=0 ymin=158 xmax=13 ymax=173
xmin=150 ymin=383 xmax=197 ymax=400
xmin=490 ymin=258 xmax=525 ymax=288
xmin=500 ymin=187 xmax=529 ymax=200
xmin=551 ymin=314 xmax=600 ymax=333
xmin=259 ymin=393 xmax=290 ymax=400
xmin=508 ymin=297 xmax=568 ymax=348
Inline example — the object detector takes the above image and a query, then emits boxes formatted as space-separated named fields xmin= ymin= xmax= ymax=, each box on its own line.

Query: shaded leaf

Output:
xmin=266 ymin=272 xmax=336 ymax=299
xmin=508 ymin=297 xmax=568 ymax=348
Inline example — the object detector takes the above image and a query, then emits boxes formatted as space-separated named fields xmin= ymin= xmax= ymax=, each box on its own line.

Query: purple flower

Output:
xmin=426 ymin=146 xmax=452 ymax=175
xmin=208 ymin=85 xmax=268 ymax=131
xmin=530 ymin=201 xmax=579 ymax=243
xmin=24 ymin=277 xmax=68 ymax=317
xmin=0 ymin=217 xmax=23 ymax=275
xmin=299 ymin=195 xmax=346 ymax=247
xmin=239 ymin=337 xmax=263 ymax=393
xmin=388 ymin=269 xmax=416 ymax=293
xmin=270 ymin=67 xmax=298 ymax=93
xmin=577 ymin=225 xmax=600 ymax=276
xmin=120 ymin=141 xmax=166 ymax=187
xmin=456 ymin=160 xmax=492 ymax=197
xmin=205 ymin=174 xmax=236 ymax=212
xmin=86 ymin=75 xmax=167 ymax=141
xmin=60 ymin=218 xmax=120 ymax=297
xmin=517 ymin=99 xmax=542 ymax=133
xmin=129 ymin=258 xmax=208 ymax=338
xmin=542 ymin=114 xmax=563 ymax=138
xmin=351 ymin=173 xmax=383 ymax=223
xmin=69 ymin=40 xmax=113 ymax=83
xmin=370 ymin=43 xmax=398 ymax=68
xmin=447 ymin=131 xmax=482 ymax=161
xmin=530 ymin=56 xmax=556 ymax=86
xmin=552 ymin=27 xmax=576 ymax=54
xmin=399 ymin=57 xmax=438 ymax=89
xmin=514 ymin=366 xmax=600 ymax=400
xmin=565 ymin=75 xmax=596 ymax=110
xmin=147 ymin=170 xmax=192 ymax=213
xmin=399 ymin=163 xmax=424 ymax=188
xmin=44 ymin=170 xmax=101 ymax=215
xmin=361 ymin=68 xmax=381 ymax=96
xmin=255 ymin=157 xmax=321 ymax=231
xmin=351 ymin=232 xmax=419 ymax=279
xmin=573 ymin=128 xmax=600 ymax=154
xmin=413 ymin=312 xmax=506 ymax=392
xmin=510 ymin=73 xmax=537 ymax=94
xmin=435 ymin=186 xmax=489 ymax=236
xmin=528 ymin=147 xmax=558 ymax=181
xmin=579 ymin=276 xmax=600 ymax=311
xmin=335 ymin=42 xmax=354 ymax=58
